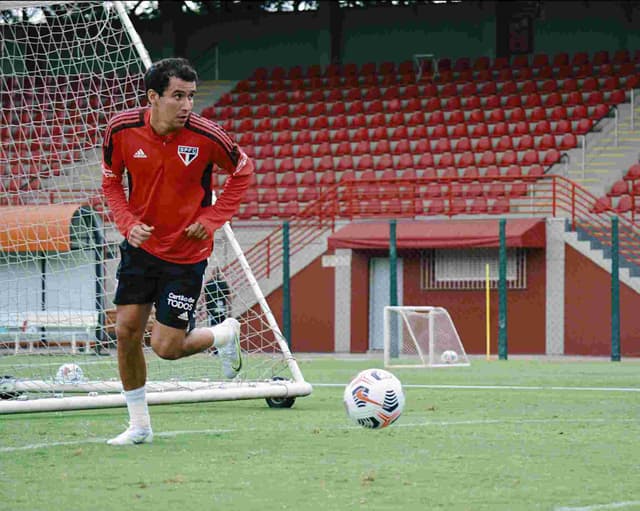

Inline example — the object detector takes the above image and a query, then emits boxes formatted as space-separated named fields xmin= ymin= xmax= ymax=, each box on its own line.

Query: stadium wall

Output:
xmin=264 ymin=240 xmax=640 ymax=357
xmin=134 ymin=1 xmax=640 ymax=81
xmin=564 ymin=246 xmax=640 ymax=356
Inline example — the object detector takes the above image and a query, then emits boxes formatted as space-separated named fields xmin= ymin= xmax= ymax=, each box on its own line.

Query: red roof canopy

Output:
xmin=327 ymin=218 xmax=546 ymax=250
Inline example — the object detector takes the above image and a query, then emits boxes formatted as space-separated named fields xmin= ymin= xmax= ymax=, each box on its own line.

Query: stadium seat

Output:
xmin=238 ymin=202 xmax=259 ymax=220
xmin=461 ymin=165 xmax=479 ymax=182
xmin=426 ymin=198 xmax=445 ymax=215
xmin=559 ymin=133 xmax=578 ymax=151
xmin=356 ymin=155 xmax=374 ymax=171
xmin=469 ymin=196 xmax=488 ymax=214
xmin=616 ymin=194 xmax=634 ymax=214
xmin=279 ymin=186 xmax=298 ymax=204
xmin=626 ymin=164 xmax=640 ymax=181
xmin=279 ymin=171 xmax=297 ymax=188
xmin=489 ymin=197 xmax=510 ymax=214
xmin=395 ymin=154 xmax=414 ymax=171
xmin=260 ymin=201 xmax=281 ymax=219
xmin=337 ymin=155 xmax=354 ymax=172
xmin=319 ymin=170 xmax=337 ymax=188
xmin=592 ymin=196 xmax=612 ymax=214
xmin=389 ymin=140 xmax=409 ymax=157
xmin=525 ymin=164 xmax=544 ymax=182
xmin=300 ymin=186 xmax=318 ymax=203
xmin=608 ymin=180 xmax=629 ymax=197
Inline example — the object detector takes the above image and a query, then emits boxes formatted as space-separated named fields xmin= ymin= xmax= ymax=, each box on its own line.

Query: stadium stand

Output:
xmin=198 ymin=50 xmax=638 ymax=220
xmin=2 ymin=50 xmax=637 ymax=223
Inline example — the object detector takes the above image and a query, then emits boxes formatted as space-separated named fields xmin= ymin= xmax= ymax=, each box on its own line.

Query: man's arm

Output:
xmin=192 ymin=145 xmax=254 ymax=236
xmin=101 ymin=124 xmax=141 ymax=240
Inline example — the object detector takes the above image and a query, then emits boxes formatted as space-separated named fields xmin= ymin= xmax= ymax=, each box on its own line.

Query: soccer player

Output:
xmin=101 ymin=58 xmax=253 ymax=445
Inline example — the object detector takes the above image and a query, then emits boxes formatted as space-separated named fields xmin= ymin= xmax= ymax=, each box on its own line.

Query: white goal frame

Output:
xmin=0 ymin=0 xmax=312 ymax=413
xmin=383 ymin=305 xmax=470 ymax=368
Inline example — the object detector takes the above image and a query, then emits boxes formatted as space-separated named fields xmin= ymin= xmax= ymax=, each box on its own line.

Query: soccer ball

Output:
xmin=343 ymin=368 xmax=405 ymax=429
xmin=441 ymin=350 xmax=459 ymax=364
xmin=55 ymin=363 xmax=85 ymax=383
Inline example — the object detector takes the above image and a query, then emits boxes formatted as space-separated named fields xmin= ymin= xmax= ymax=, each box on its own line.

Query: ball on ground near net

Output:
xmin=55 ymin=363 xmax=85 ymax=383
xmin=441 ymin=350 xmax=459 ymax=364
xmin=343 ymin=368 xmax=405 ymax=429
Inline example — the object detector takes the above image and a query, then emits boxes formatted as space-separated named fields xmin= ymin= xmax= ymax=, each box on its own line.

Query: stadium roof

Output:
xmin=327 ymin=218 xmax=547 ymax=250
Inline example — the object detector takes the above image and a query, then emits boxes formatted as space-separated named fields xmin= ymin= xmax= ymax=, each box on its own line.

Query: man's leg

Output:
xmin=107 ymin=303 xmax=154 ymax=446
xmin=151 ymin=320 xmax=242 ymax=379
xmin=116 ymin=304 xmax=152 ymax=389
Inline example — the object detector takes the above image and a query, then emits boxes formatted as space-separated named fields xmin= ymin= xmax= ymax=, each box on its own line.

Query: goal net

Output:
xmin=0 ymin=1 xmax=311 ymax=413
xmin=384 ymin=306 xmax=470 ymax=368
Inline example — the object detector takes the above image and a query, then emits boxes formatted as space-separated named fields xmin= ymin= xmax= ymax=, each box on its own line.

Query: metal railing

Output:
xmin=226 ymin=174 xmax=640 ymax=282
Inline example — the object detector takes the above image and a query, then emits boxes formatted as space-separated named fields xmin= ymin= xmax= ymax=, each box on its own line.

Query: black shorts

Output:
xmin=114 ymin=240 xmax=207 ymax=329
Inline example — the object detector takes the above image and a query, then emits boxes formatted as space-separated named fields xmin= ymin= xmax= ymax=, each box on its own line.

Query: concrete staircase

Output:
xmin=565 ymin=101 xmax=640 ymax=198
xmin=194 ymin=80 xmax=237 ymax=116
xmin=565 ymin=226 xmax=640 ymax=293
xmin=560 ymin=98 xmax=640 ymax=294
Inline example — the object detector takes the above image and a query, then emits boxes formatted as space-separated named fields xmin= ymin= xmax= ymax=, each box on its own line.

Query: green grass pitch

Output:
xmin=1 ymin=357 xmax=639 ymax=511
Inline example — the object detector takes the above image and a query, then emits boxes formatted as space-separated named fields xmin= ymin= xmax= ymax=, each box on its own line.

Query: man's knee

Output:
xmin=151 ymin=337 xmax=182 ymax=360
xmin=115 ymin=323 xmax=146 ymax=345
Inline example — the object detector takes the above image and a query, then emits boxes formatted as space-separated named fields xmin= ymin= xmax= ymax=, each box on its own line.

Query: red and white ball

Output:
xmin=343 ymin=368 xmax=405 ymax=429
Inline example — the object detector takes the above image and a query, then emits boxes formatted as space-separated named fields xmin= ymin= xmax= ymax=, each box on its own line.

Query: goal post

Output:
xmin=0 ymin=1 xmax=312 ymax=413
xmin=383 ymin=306 xmax=470 ymax=368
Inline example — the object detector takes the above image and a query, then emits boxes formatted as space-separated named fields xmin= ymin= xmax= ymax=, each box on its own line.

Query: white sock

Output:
xmin=209 ymin=323 xmax=230 ymax=349
xmin=124 ymin=386 xmax=151 ymax=430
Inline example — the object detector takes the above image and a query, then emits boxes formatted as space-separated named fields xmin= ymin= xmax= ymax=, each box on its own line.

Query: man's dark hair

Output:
xmin=144 ymin=58 xmax=198 ymax=96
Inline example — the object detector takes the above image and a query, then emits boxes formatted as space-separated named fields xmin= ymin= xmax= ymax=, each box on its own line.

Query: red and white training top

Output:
xmin=102 ymin=108 xmax=253 ymax=264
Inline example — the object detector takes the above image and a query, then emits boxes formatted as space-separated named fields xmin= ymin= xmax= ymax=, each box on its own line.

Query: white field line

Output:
xmin=555 ymin=501 xmax=640 ymax=510
xmin=314 ymin=383 xmax=640 ymax=392
xmin=2 ymin=417 xmax=638 ymax=453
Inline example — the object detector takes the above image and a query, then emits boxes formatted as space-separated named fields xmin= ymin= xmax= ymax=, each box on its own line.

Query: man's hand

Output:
xmin=184 ymin=222 xmax=209 ymax=240
xmin=127 ymin=223 xmax=154 ymax=247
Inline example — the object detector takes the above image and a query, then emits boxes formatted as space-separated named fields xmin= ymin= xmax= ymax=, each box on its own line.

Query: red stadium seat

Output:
xmin=375 ymin=155 xmax=393 ymax=171
xmin=489 ymin=197 xmax=510 ymax=214
xmin=515 ymin=134 xmax=534 ymax=151
xmin=436 ymin=153 xmax=454 ymax=169
xmin=426 ymin=198 xmax=445 ymax=215
xmin=417 ymin=153 xmax=434 ymax=169
xmin=470 ymin=123 xmax=488 ymax=138
xmin=537 ymin=134 xmax=556 ymax=151
xmin=475 ymin=136 xmax=492 ymax=152
xmin=559 ymin=133 xmax=578 ymax=151
xmin=454 ymin=137 xmax=472 ymax=153
xmin=434 ymin=138 xmax=451 ymax=154
xmin=468 ymin=109 xmax=485 ymax=124
xmin=469 ymin=196 xmax=488 ymax=214
xmin=625 ymin=163 xmax=640 ymax=181
xmin=461 ymin=165 xmax=479 ymax=182
xmin=393 ymin=139 xmax=411 ymax=155
xmin=396 ymin=154 xmax=414 ymax=171
xmin=479 ymin=150 xmax=496 ymax=167
xmin=608 ymin=180 xmax=629 ymax=197
xmin=496 ymin=135 xmax=514 ymax=152
xmin=499 ymin=150 xmax=517 ymax=166
xmin=542 ymin=149 xmax=561 ymax=166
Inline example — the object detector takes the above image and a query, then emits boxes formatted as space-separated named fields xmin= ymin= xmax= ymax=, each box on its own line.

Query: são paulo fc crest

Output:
xmin=178 ymin=145 xmax=199 ymax=166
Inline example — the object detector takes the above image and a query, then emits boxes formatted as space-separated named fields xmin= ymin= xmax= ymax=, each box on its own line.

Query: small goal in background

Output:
xmin=383 ymin=306 xmax=470 ymax=368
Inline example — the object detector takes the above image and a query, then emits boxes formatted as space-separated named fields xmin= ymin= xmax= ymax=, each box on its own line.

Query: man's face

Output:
xmin=148 ymin=76 xmax=196 ymax=132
